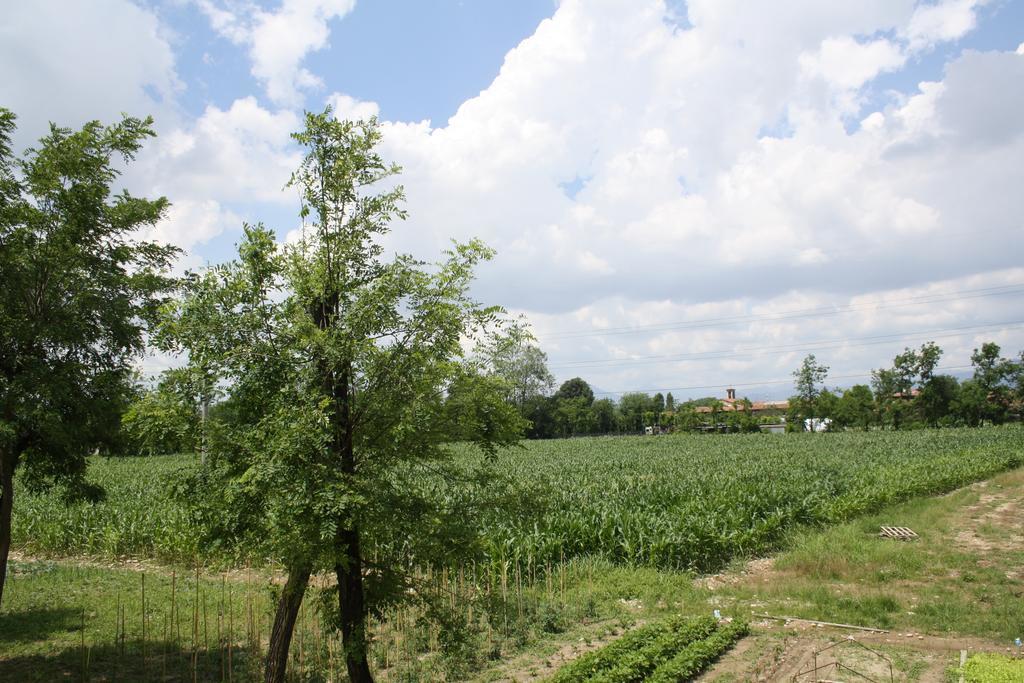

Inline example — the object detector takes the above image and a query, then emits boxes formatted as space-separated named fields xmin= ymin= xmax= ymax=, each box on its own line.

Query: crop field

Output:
xmin=14 ymin=427 xmax=1023 ymax=575
xmin=470 ymin=427 xmax=1024 ymax=572
xmin=7 ymin=427 xmax=1023 ymax=681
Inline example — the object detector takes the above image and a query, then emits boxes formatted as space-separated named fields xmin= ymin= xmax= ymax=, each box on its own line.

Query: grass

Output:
xmin=476 ymin=465 xmax=1024 ymax=681
xmin=709 ymin=467 xmax=1024 ymax=640
xmin=13 ymin=454 xmax=199 ymax=564
xmin=0 ymin=560 xmax=265 ymax=682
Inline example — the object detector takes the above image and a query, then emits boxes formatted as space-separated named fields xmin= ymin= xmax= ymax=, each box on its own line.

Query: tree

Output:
xmin=652 ymin=392 xmax=665 ymax=415
xmin=121 ymin=370 xmax=199 ymax=455
xmin=835 ymin=384 xmax=874 ymax=431
xmin=0 ymin=110 xmax=177 ymax=608
xmin=673 ymin=406 xmax=702 ymax=432
xmin=968 ymin=342 xmax=1016 ymax=424
xmin=522 ymin=394 xmax=558 ymax=438
xmin=954 ymin=379 xmax=988 ymax=427
xmin=870 ymin=342 xmax=947 ymax=428
xmin=591 ymin=398 xmax=616 ymax=433
xmin=555 ymin=396 xmax=596 ymax=436
xmin=916 ymin=342 xmax=942 ymax=384
xmin=792 ymin=354 xmax=829 ymax=430
xmin=443 ymin=370 xmax=528 ymax=443
xmin=871 ymin=367 xmax=906 ymax=429
xmin=481 ymin=326 xmax=554 ymax=409
xmin=554 ymin=377 xmax=594 ymax=405
xmin=665 ymin=392 xmax=675 ymax=412
xmin=891 ymin=347 xmax=919 ymax=397
xmin=618 ymin=392 xmax=651 ymax=432
xmin=917 ymin=374 xmax=960 ymax=427
xmin=162 ymin=112 xmax=521 ymax=682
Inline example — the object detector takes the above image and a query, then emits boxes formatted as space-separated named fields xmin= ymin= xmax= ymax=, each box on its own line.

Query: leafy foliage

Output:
xmin=0 ymin=107 xmax=178 ymax=605
xmin=120 ymin=371 xmax=199 ymax=456
xmin=962 ymin=653 xmax=1024 ymax=683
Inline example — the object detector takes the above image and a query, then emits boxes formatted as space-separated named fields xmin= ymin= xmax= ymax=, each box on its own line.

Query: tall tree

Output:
xmin=792 ymin=354 xmax=829 ymax=430
xmin=618 ymin=392 xmax=651 ymax=432
xmin=481 ymin=326 xmax=554 ymax=408
xmin=591 ymin=398 xmax=616 ymax=433
xmin=163 ymin=112 xmax=521 ymax=682
xmin=835 ymin=384 xmax=875 ymax=431
xmin=968 ymin=342 xmax=1016 ymax=425
xmin=120 ymin=370 xmax=200 ymax=456
xmin=0 ymin=109 xmax=178 ymax=607
xmin=554 ymin=377 xmax=594 ymax=405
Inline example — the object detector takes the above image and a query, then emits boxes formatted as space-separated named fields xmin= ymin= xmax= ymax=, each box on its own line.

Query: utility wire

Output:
xmin=590 ymin=364 xmax=976 ymax=396
xmin=537 ymin=282 xmax=1024 ymax=341
xmin=549 ymin=320 xmax=1024 ymax=370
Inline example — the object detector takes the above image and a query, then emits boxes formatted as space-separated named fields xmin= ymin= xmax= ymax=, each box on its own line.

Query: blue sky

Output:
xmin=168 ymin=0 xmax=557 ymax=124
xmin=2 ymin=0 xmax=1023 ymax=397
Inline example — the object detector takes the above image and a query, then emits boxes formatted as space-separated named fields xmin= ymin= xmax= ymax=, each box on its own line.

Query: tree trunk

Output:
xmin=333 ymin=355 xmax=373 ymax=682
xmin=263 ymin=564 xmax=311 ymax=683
xmin=335 ymin=527 xmax=373 ymax=683
xmin=0 ymin=451 xmax=14 ymax=610
xmin=311 ymin=291 xmax=374 ymax=682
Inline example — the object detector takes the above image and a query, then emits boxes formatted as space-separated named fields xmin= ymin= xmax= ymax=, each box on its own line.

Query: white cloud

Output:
xmin=150 ymin=199 xmax=239 ymax=251
xmin=141 ymin=97 xmax=301 ymax=204
xmin=199 ymin=0 xmax=356 ymax=106
xmin=0 ymin=0 xmax=182 ymax=147
xmin=7 ymin=0 xmax=1021 ymax=393
xmin=799 ymin=36 xmax=906 ymax=91
xmin=904 ymin=0 xmax=987 ymax=52
xmin=350 ymin=0 xmax=1024 ymax=393
xmin=577 ymin=250 xmax=614 ymax=275
xmin=326 ymin=93 xmax=381 ymax=121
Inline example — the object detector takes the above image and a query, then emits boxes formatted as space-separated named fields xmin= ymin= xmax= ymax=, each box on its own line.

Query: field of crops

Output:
xmin=13 ymin=427 xmax=1023 ymax=574
xmin=471 ymin=427 xmax=1024 ymax=572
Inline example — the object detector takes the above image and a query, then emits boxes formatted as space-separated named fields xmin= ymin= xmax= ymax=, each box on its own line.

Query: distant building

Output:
xmin=694 ymin=388 xmax=789 ymax=415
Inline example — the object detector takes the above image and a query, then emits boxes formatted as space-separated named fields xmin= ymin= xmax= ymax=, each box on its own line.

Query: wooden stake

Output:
xmin=141 ymin=572 xmax=146 ymax=674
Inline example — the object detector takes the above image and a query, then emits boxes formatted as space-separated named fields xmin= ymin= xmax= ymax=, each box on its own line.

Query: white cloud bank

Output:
xmin=354 ymin=0 xmax=1024 ymax=393
xmin=4 ymin=0 xmax=1022 ymax=393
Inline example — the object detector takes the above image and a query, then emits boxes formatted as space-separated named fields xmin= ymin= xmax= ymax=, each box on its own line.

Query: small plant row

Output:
xmin=547 ymin=614 xmax=747 ymax=682
xmin=962 ymin=653 xmax=1024 ymax=683
xmin=645 ymin=620 xmax=749 ymax=682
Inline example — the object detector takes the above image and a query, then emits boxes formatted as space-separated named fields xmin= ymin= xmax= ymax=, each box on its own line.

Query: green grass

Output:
xmin=470 ymin=427 xmax=1023 ymax=572
xmin=0 ymin=559 xmax=266 ymax=682
xmin=6 ymin=462 xmax=1024 ymax=681
xmin=711 ymin=466 xmax=1024 ymax=640
xmin=7 ymin=428 xmax=1023 ymax=680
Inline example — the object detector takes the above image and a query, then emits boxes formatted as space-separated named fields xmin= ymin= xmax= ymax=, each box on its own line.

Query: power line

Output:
xmin=590 ymin=364 xmax=976 ymax=396
xmin=537 ymin=283 xmax=1024 ymax=341
xmin=549 ymin=320 xmax=1024 ymax=370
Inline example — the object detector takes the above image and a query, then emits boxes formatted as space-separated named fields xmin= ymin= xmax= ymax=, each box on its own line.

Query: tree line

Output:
xmin=788 ymin=343 xmax=1023 ymax=432
xmin=121 ymin=336 xmax=1024 ymax=451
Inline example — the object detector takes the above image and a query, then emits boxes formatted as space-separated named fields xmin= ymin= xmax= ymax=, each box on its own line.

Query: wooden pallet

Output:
xmin=879 ymin=526 xmax=918 ymax=541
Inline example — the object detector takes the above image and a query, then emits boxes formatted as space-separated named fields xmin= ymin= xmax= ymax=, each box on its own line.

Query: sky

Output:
xmin=2 ymin=0 xmax=1023 ymax=400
